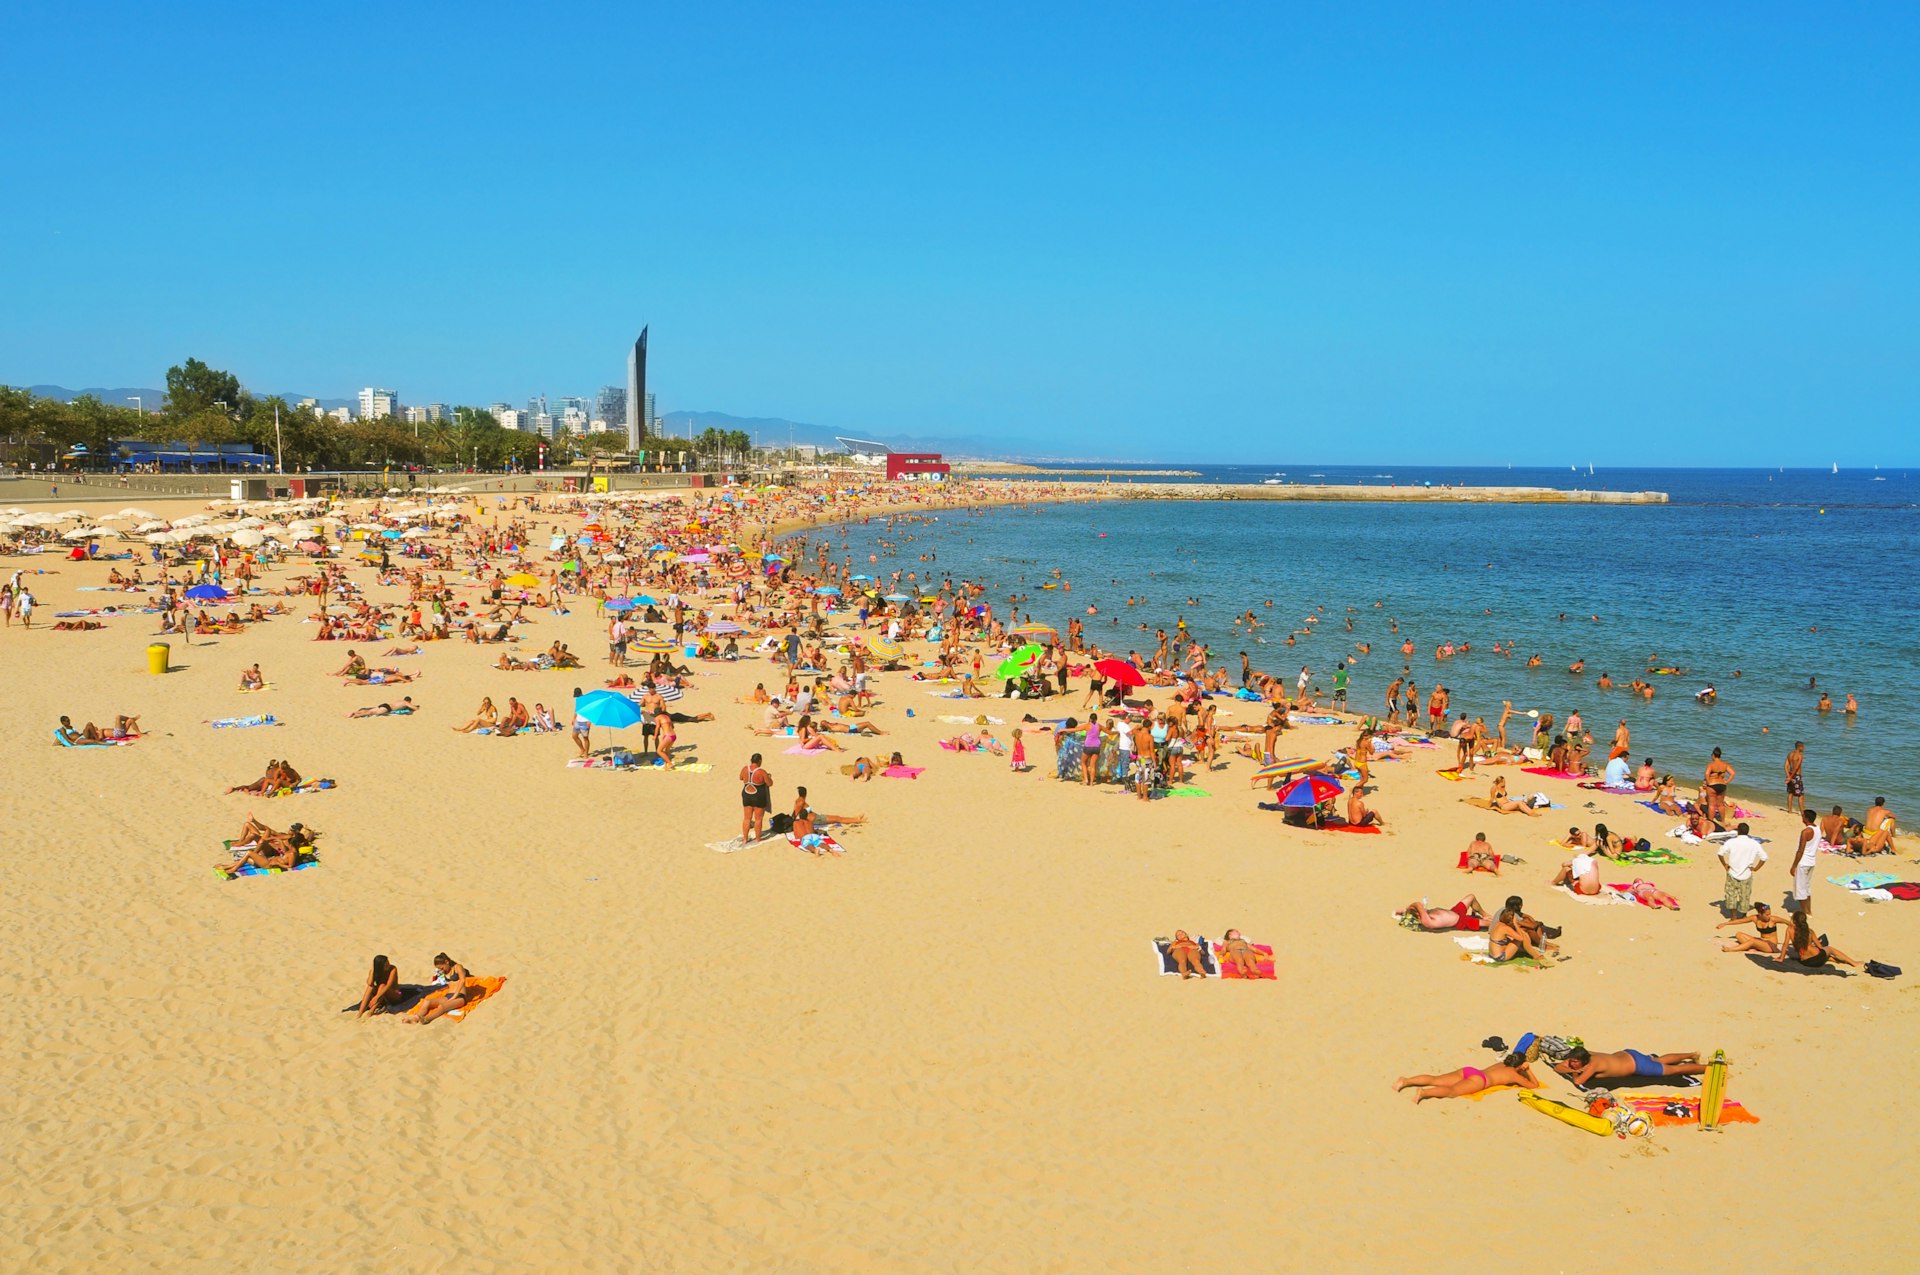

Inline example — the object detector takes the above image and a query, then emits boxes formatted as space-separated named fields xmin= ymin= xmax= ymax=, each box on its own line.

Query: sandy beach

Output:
xmin=3 ymin=481 xmax=1913 ymax=1274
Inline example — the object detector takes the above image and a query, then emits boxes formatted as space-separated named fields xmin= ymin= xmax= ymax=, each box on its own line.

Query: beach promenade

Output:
xmin=0 ymin=478 xmax=1907 ymax=1273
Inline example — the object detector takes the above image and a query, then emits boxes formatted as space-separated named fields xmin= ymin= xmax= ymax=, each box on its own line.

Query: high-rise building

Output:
xmin=329 ymin=407 xmax=353 ymax=423
xmin=595 ymin=385 xmax=626 ymax=428
xmin=533 ymin=412 xmax=555 ymax=438
xmin=643 ymin=392 xmax=657 ymax=436
xmin=359 ymin=387 xmax=399 ymax=420
xmin=403 ymin=405 xmax=429 ymax=425
xmin=560 ymin=406 xmax=588 ymax=435
xmin=526 ymin=394 xmax=548 ymax=422
xmin=488 ymin=402 xmax=511 ymax=419
xmin=427 ymin=403 xmax=448 ymax=422
xmin=625 ymin=327 xmax=648 ymax=450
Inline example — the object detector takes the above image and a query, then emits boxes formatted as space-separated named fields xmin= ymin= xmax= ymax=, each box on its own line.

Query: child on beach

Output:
xmin=1010 ymin=727 xmax=1026 ymax=772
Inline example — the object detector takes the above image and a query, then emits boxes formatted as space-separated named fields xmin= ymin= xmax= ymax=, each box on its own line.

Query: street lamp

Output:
xmin=127 ymin=396 xmax=142 ymax=415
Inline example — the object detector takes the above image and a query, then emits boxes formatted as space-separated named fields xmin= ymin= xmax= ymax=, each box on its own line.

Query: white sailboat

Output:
xmin=1832 ymin=462 xmax=1839 ymax=474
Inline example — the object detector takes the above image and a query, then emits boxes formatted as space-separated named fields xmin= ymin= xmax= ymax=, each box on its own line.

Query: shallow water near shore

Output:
xmin=826 ymin=469 xmax=1920 ymax=814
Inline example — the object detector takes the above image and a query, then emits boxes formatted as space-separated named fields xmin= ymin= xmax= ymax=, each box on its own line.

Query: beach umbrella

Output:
xmin=380 ymin=529 xmax=404 ymax=539
xmin=573 ymin=689 xmax=646 ymax=730
xmin=851 ymin=574 xmax=874 ymax=581
xmin=1252 ymin=756 xmax=1324 ymax=783
xmin=92 ymin=512 xmax=128 ymax=522
xmin=884 ymin=592 xmax=911 ymax=602
xmin=814 ymin=586 xmax=842 ymax=596
xmin=504 ymin=572 xmax=542 ymax=587
xmin=865 ymin=635 xmax=904 ymax=661
xmin=1009 ymin=623 xmax=1057 ymax=641
xmin=1273 ymin=772 xmax=1344 ymax=808
xmin=62 ymin=527 xmax=99 ymax=540
xmin=297 ymin=539 xmax=324 ymax=552
xmin=145 ymin=532 xmax=173 ymax=544
xmin=652 ymin=679 xmax=683 ymax=701
xmin=602 ymin=596 xmax=633 ymax=611
xmin=602 ymin=552 xmax=627 ymax=563
xmin=229 ymin=530 xmax=266 ymax=548
xmin=705 ymin=619 xmax=745 ymax=635
xmin=402 ymin=526 xmax=432 ymax=538
xmin=119 ymin=507 xmax=156 ymax=520
xmin=185 ymin=584 xmax=229 ymax=601
xmin=633 ymin=595 xmax=658 ymax=606
xmin=995 ymin=643 xmax=1047 ymax=679
xmin=1093 ymin=658 xmax=1146 ymax=688
xmin=135 ymin=521 xmax=168 ymax=533
xmin=630 ymin=634 xmax=677 ymax=654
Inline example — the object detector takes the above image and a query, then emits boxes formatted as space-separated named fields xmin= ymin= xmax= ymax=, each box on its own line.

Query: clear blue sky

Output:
xmin=3 ymin=2 xmax=1916 ymax=462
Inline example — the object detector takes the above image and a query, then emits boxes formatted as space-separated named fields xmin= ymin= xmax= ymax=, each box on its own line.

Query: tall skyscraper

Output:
xmin=625 ymin=327 xmax=648 ymax=450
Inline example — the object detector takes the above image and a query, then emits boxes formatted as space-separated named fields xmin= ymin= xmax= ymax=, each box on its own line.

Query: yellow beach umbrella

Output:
xmin=504 ymin=572 xmax=542 ymax=587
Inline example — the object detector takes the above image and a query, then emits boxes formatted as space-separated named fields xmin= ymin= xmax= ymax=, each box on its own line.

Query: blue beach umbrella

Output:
xmin=815 ymin=586 xmax=842 ymax=596
xmin=601 ymin=597 xmax=633 ymax=610
xmin=884 ymin=593 xmax=911 ymax=602
xmin=573 ymin=690 xmax=646 ymax=729
xmin=1274 ymin=772 xmax=1344 ymax=808
xmin=185 ymin=584 xmax=229 ymax=601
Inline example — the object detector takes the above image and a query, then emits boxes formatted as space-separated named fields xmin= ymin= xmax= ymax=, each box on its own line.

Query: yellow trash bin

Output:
xmin=147 ymin=642 xmax=170 ymax=675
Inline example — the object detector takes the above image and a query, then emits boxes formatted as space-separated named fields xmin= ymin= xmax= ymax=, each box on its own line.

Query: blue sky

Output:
xmin=3 ymin=2 xmax=1916 ymax=462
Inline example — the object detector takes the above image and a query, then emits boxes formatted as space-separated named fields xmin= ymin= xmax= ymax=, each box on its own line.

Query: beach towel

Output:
xmin=1828 ymin=871 xmax=1897 ymax=890
xmin=641 ymin=759 xmax=713 ymax=773
xmin=443 ymin=976 xmax=507 ymax=1021
xmin=938 ymin=714 xmax=1005 ymax=725
xmin=1291 ymin=714 xmax=1342 ymax=725
xmin=209 ymin=714 xmax=279 ymax=729
xmin=707 ymin=836 xmax=757 ymax=853
xmin=1322 ymin=820 xmax=1383 ymax=834
xmin=783 ymin=743 xmax=831 ymax=755
xmin=268 ymin=778 xmax=337 ymax=797
xmin=221 ymin=857 xmax=320 ymax=878
xmin=881 ymin=765 xmax=924 ymax=778
xmin=237 ymin=684 xmax=276 ymax=694
xmin=1621 ymin=1095 xmax=1759 ymax=1127
xmin=1577 ymin=781 xmax=1637 ymax=794
xmin=54 ymin=729 xmax=136 ymax=747
xmin=1554 ymin=883 xmax=1633 ymax=906
xmin=1165 ymin=785 xmax=1211 ymax=798
xmin=1451 ymin=935 xmax=1544 ymax=969
xmin=1435 ymin=768 xmax=1467 ymax=781
xmin=567 ymin=756 xmax=637 ymax=770
xmin=1457 ymin=851 xmax=1512 ymax=870
xmin=787 ymin=830 xmax=845 ymax=855
xmin=1883 ymin=882 xmax=1920 ymax=901
xmin=1209 ymin=938 xmax=1277 ymax=979
xmin=1520 ymin=767 xmax=1587 ymax=780
xmin=1617 ymin=846 xmax=1689 ymax=866
xmin=1151 ymin=936 xmax=1218 ymax=977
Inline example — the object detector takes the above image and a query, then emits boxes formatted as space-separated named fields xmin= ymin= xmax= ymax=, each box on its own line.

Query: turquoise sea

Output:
xmin=824 ymin=466 xmax=1920 ymax=815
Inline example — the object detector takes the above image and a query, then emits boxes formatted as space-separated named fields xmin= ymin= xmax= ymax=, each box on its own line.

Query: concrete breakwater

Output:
xmin=1114 ymin=482 xmax=1668 ymax=504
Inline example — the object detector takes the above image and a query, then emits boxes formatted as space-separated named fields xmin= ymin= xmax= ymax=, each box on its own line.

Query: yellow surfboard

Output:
xmin=1519 ymin=1091 xmax=1612 ymax=1136
xmin=1699 ymin=1049 xmax=1728 ymax=1130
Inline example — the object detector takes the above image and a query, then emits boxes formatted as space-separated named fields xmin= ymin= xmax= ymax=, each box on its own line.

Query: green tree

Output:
xmin=164 ymin=357 xmax=248 ymax=418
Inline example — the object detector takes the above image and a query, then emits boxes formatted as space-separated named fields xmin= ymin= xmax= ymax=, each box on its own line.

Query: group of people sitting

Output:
xmin=56 ymin=713 xmax=141 ymax=744
xmin=217 ymin=816 xmax=319 ymax=876
xmin=354 ymin=952 xmax=491 ymax=1024
xmin=1395 ymin=891 xmax=1568 ymax=963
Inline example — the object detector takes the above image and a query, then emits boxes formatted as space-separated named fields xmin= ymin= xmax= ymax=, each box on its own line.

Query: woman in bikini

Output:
xmin=1777 ymin=911 xmax=1863 ymax=971
xmin=357 ymin=955 xmax=403 ymax=1017
xmin=1488 ymin=905 xmax=1559 ymax=962
xmin=1163 ymin=930 xmax=1208 ymax=979
xmin=1216 ymin=929 xmax=1268 ymax=978
xmin=1465 ymin=775 xmax=1543 ymax=817
xmin=1718 ymin=901 xmax=1783 ymax=954
xmin=1394 ymin=1057 xmax=1541 ymax=1103
xmin=451 ymin=697 xmax=498 ymax=733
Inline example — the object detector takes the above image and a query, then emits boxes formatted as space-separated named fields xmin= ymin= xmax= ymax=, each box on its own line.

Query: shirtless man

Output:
xmin=1385 ymin=677 xmax=1405 ymax=726
xmin=1344 ymin=788 xmax=1383 ymax=829
xmin=1859 ymin=797 xmax=1897 ymax=855
xmin=1784 ymin=740 xmax=1806 ymax=815
xmin=1396 ymin=895 xmax=1489 ymax=932
xmin=1554 ymin=1046 xmax=1707 ymax=1086
xmin=1817 ymin=803 xmax=1849 ymax=852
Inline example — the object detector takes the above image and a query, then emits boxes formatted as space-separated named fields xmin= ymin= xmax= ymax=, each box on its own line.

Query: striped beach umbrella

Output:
xmin=1253 ymin=756 xmax=1324 ymax=783
xmin=865 ymin=635 xmax=904 ymax=661
xmin=630 ymin=634 xmax=677 ymax=654
xmin=1009 ymin=623 xmax=1057 ymax=641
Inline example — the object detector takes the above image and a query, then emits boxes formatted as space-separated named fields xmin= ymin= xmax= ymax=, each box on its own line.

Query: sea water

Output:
xmin=822 ymin=467 xmax=1920 ymax=814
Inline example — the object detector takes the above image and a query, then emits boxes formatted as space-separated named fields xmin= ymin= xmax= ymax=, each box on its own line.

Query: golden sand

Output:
xmin=2 ymin=489 xmax=1911 ymax=1273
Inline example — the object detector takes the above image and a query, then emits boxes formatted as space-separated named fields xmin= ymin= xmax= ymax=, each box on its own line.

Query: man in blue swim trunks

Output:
xmin=1555 ymin=1046 xmax=1707 ymax=1086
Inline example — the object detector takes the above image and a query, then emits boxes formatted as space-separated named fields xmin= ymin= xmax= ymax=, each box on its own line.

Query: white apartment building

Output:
xmin=497 ymin=409 xmax=526 ymax=431
xmin=358 ymin=387 xmax=399 ymax=420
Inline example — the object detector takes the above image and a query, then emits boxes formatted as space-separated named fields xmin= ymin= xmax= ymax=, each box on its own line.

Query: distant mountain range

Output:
xmin=18 ymin=386 xmax=1025 ymax=458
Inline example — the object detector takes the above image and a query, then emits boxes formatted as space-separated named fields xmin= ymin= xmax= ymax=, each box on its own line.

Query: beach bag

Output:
xmin=767 ymin=813 xmax=793 ymax=836
xmin=1865 ymin=960 xmax=1902 ymax=979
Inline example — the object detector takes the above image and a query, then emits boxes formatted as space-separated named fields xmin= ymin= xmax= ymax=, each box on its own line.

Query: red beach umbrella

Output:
xmin=1093 ymin=658 xmax=1146 ymax=689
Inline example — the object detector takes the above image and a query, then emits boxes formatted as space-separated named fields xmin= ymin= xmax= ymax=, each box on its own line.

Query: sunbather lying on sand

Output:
xmin=404 ymin=978 xmax=484 ymax=1024
xmin=1394 ymin=1059 xmax=1541 ymax=1103
xmin=57 ymin=714 xmax=139 ymax=743
xmin=1463 ymin=775 xmax=1544 ymax=817
xmin=1216 ymin=929 xmax=1268 ymax=977
xmin=1396 ymin=896 xmax=1489 ymax=931
xmin=349 ymin=698 xmax=416 ymax=717
xmin=1619 ymin=879 xmax=1680 ymax=909
xmin=1164 ymin=930 xmax=1208 ymax=978
xmin=218 ymin=818 xmax=316 ymax=875
xmin=1553 ymin=1047 xmax=1706 ymax=1086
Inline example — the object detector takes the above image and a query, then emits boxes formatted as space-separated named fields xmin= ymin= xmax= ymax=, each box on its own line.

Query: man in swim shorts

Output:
xmin=1554 ymin=1047 xmax=1707 ymax=1086
xmin=1396 ymin=896 xmax=1488 ymax=932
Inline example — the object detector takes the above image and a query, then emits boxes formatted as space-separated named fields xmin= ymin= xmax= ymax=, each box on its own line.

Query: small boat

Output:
xmin=1832 ymin=462 xmax=1839 ymax=474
